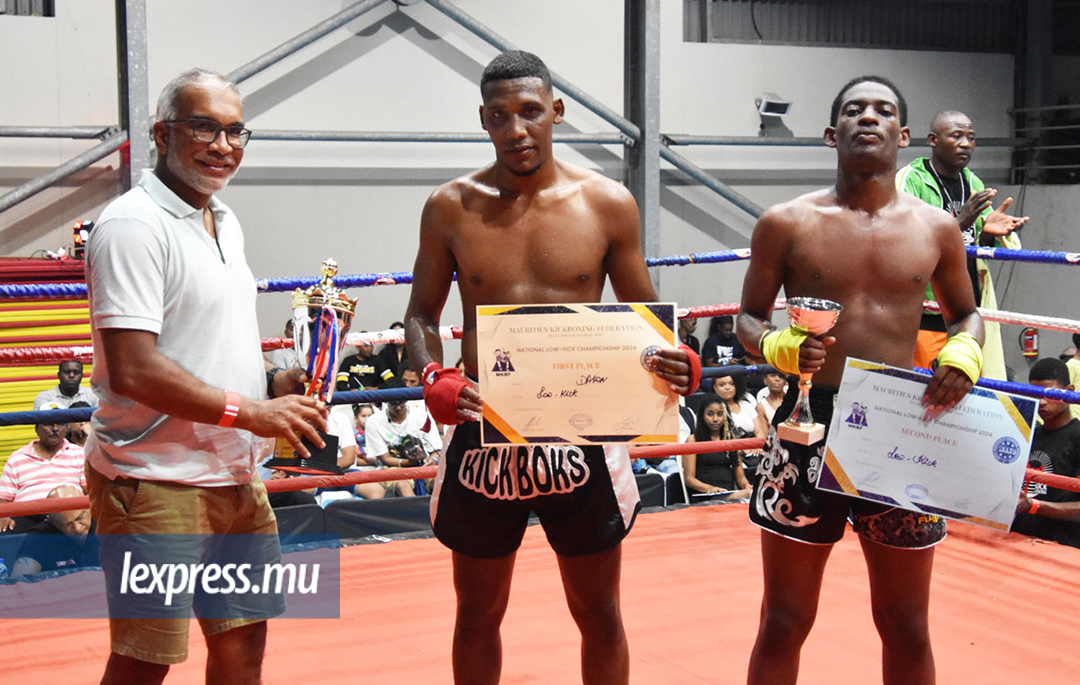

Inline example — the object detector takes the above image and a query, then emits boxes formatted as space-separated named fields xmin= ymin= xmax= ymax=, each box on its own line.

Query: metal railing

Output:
xmin=1010 ymin=104 xmax=1080 ymax=182
xmin=1 ymin=0 xmax=1038 ymax=224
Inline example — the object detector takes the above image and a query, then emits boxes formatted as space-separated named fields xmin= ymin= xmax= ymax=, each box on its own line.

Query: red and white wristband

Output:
xmin=218 ymin=391 xmax=241 ymax=427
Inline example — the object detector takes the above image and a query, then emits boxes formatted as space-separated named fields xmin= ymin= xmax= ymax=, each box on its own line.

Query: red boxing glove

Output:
xmin=679 ymin=344 xmax=702 ymax=397
xmin=422 ymin=361 xmax=470 ymax=425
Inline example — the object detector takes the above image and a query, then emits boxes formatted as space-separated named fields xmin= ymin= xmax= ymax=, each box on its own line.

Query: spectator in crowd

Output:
xmin=711 ymin=374 xmax=759 ymax=438
xmin=897 ymin=110 xmax=1027 ymax=379
xmin=33 ymin=360 xmax=98 ymax=410
xmin=353 ymin=403 xmax=375 ymax=457
xmin=754 ymin=372 xmax=787 ymax=436
xmin=264 ymin=469 xmax=317 ymax=509
xmin=1012 ymin=358 xmax=1080 ymax=549
xmin=713 ymin=373 xmax=764 ymax=471
xmin=702 ymin=316 xmax=746 ymax=368
xmin=351 ymin=403 xmax=386 ymax=500
xmin=65 ymin=401 xmax=93 ymax=447
xmin=312 ymin=405 xmax=361 ymax=507
xmin=10 ymin=484 xmax=99 ymax=578
xmin=1059 ymin=345 xmax=1076 ymax=363
xmin=679 ymin=316 xmax=701 ymax=356
xmin=259 ymin=403 xmax=357 ymax=507
xmin=683 ymin=394 xmax=752 ymax=499
xmin=264 ymin=318 xmax=299 ymax=370
xmin=364 ymin=379 xmax=441 ymax=498
xmin=398 ymin=359 xmax=439 ymax=423
xmin=377 ymin=321 xmax=409 ymax=377
xmin=0 ymin=418 xmax=86 ymax=533
xmin=399 ymin=360 xmax=420 ymax=388
xmin=637 ymin=397 xmax=694 ymax=476
xmin=1066 ymin=334 xmax=1080 ymax=421
xmin=336 ymin=336 xmax=395 ymax=392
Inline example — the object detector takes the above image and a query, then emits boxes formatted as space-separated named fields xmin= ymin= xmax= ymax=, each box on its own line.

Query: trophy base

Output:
xmin=777 ymin=422 xmax=825 ymax=446
xmin=265 ymin=431 xmax=343 ymax=476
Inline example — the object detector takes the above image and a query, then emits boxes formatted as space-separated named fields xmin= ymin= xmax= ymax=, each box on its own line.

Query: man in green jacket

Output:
xmin=897 ymin=110 xmax=1028 ymax=378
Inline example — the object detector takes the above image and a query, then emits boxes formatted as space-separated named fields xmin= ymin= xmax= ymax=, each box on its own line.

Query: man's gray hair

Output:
xmin=155 ymin=68 xmax=241 ymax=123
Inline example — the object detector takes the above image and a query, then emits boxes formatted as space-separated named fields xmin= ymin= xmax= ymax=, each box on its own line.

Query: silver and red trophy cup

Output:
xmin=775 ymin=297 xmax=843 ymax=446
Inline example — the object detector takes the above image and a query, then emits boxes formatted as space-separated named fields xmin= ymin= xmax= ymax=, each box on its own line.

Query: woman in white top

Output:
xmin=755 ymin=371 xmax=788 ymax=436
xmin=711 ymin=374 xmax=762 ymax=438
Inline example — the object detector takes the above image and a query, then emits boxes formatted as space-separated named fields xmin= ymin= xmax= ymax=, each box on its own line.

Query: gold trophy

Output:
xmin=265 ymin=258 xmax=357 ymax=474
xmin=775 ymin=297 xmax=843 ymax=446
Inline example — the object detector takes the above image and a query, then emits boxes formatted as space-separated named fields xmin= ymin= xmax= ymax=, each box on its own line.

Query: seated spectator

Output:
xmin=678 ymin=316 xmax=701 ymax=356
xmin=254 ymin=401 xmax=360 ymax=509
xmin=754 ymin=372 xmax=787 ymax=436
xmin=353 ymin=403 xmax=375 ymax=459
xmin=376 ymin=321 xmax=408 ymax=378
xmin=336 ymin=336 xmax=395 ymax=392
xmin=351 ymin=403 xmax=385 ymax=500
xmin=398 ymin=359 xmax=439 ymax=425
xmin=264 ymin=318 xmax=300 ymax=370
xmin=701 ymin=316 xmax=746 ymax=368
xmin=1012 ymin=358 xmax=1080 ymax=549
xmin=0 ymin=418 xmax=86 ymax=534
xmin=10 ymin=484 xmax=99 ymax=578
xmin=711 ymin=374 xmax=759 ymax=438
xmin=636 ymin=397 xmax=693 ymax=476
xmin=313 ymin=404 xmax=361 ymax=507
xmin=65 ymin=401 xmax=93 ymax=447
xmin=365 ymin=379 xmax=442 ymax=497
xmin=265 ymin=469 xmax=317 ymax=509
xmin=683 ymin=393 xmax=752 ymax=500
xmin=33 ymin=359 xmax=98 ymax=410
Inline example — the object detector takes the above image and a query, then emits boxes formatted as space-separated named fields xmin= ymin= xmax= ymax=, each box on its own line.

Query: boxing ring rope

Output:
xmin=4 ymin=434 xmax=1079 ymax=520
xmin=3 ymin=359 xmax=1080 ymax=427
xmin=2 ymin=245 xmax=1079 ymax=302
xmin=6 ymin=295 xmax=1079 ymax=368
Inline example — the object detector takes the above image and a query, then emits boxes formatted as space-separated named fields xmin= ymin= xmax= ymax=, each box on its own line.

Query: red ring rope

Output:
xmin=4 ymin=434 xmax=1075 ymax=519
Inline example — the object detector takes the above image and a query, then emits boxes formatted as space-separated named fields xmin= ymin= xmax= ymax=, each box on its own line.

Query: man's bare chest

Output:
xmin=786 ymin=219 xmax=938 ymax=295
xmin=451 ymin=210 xmax=610 ymax=295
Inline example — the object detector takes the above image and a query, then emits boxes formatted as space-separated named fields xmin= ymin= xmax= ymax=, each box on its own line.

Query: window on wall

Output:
xmin=684 ymin=0 xmax=1019 ymax=53
xmin=0 ymin=0 xmax=55 ymax=17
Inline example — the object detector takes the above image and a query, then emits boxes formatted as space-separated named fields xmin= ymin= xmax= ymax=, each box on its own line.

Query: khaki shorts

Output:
xmin=85 ymin=463 xmax=285 ymax=665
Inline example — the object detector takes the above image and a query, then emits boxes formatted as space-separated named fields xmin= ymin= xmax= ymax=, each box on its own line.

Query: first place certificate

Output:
xmin=818 ymin=358 xmax=1037 ymax=530
xmin=476 ymin=303 xmax=680 ymax=445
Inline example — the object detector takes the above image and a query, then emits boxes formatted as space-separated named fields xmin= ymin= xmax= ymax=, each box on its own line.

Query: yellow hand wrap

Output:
xmin=759 ymin=326 xmax=808 ymax=376
xmin=935 ymin=332 xmax=983 ymax=384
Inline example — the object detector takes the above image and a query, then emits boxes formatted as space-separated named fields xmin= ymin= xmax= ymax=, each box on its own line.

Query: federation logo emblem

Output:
xmin=845 ymin=402 xmax=869 ymax=429
xmin=491 ymin=348 xmax=515 ymax=376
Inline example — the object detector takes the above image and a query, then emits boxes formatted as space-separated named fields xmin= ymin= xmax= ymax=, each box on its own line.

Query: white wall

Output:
xmin=1 ymin=0 xmax=1072 ymax=374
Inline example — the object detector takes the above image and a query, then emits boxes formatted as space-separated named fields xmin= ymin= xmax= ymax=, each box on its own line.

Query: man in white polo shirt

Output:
xmin=84 ymin=68 xmax=327 ymax=684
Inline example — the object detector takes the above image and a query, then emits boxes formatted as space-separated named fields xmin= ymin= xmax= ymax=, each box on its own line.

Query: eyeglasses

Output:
xmin=164 ymin=118 xmax=252 ymax=149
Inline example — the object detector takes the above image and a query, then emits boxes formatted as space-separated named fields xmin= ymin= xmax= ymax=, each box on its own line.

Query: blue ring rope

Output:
xmin=1 ymin=372 xmax=1076 ymax=427
xmin=3 ymin=246 xmax=1076 ymax=299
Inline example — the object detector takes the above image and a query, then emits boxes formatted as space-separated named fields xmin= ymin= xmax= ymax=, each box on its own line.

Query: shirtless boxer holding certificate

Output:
xmin=403 ymin=51 xmax=698 ymax=685
xmin=736 ymin=76 xmax=985 ymax=685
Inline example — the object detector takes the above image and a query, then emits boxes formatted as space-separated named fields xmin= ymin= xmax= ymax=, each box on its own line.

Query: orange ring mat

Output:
xmin=1 ymin=504 xmax=1077 ymax=683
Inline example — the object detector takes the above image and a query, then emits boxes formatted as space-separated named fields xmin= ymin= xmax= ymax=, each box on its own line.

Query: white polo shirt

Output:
xmin=84 ymin=170 xmax=267 ymax=486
